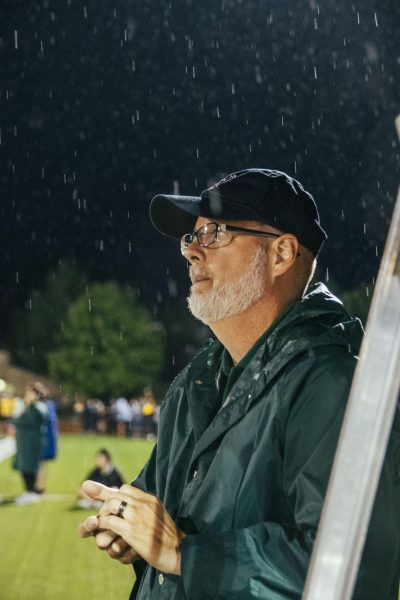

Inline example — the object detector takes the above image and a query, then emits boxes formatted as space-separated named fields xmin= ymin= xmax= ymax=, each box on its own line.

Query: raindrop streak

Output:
xmin=314 ymin=67 xmax=318 ymax=79
xmin=14 ymin=30 xmax=18 ymax=49
xmin=374 ymin=13 xmax=378 ymax=27
xmin=88 ymin=298 xmax=92 ymax=312
xmin=16 ymin=272 xmax=19 ymax=284
xmin=325 ymin=268 xmax=329 ymax=282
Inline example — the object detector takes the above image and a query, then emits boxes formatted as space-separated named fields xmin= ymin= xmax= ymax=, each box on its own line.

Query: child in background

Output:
xmin=77 ymin=448 xmax=124 ymax=509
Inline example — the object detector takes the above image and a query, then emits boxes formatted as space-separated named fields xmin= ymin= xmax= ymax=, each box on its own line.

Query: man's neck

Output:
xmin=209 ymin=293 xmax=295 ymax=364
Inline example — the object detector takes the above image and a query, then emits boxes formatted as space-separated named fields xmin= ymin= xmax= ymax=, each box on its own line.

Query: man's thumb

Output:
xmin=82 ymin=480 xmax=113 ymax=501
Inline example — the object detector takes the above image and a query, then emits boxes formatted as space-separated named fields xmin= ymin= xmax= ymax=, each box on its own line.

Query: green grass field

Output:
xmin=0 ymin=434 xmax=154 ymax=600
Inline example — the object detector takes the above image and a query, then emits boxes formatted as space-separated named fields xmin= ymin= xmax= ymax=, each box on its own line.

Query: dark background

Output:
xmin=1 ymin=0 xmax=399 ymax=362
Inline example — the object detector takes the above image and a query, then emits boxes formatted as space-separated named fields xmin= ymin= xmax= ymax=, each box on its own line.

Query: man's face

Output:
xmin=184 ymin=217 xmax=274 ymax=324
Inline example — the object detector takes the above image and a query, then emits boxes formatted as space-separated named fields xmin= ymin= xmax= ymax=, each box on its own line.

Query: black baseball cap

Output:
xmin=150 ymin=168 xmax=327 ymax=257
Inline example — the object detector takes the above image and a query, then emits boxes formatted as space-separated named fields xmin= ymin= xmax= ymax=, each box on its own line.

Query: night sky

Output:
xmin=1 ymin=0 xmax=399 ymax=345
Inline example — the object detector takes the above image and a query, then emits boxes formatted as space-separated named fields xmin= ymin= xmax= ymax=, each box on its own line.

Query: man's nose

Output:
xmin=183 ymin=239 xmax=206 ymax=263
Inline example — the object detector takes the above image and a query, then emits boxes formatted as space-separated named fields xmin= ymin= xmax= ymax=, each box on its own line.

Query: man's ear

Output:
xmin=273 ymin=235 xmax=299 ymax=277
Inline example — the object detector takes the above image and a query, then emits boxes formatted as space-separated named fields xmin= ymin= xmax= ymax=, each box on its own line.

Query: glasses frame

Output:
xmin=180 ymin=221 xmax=282 ymax=254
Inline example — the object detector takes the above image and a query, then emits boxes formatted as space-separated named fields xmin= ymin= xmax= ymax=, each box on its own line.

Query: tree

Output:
xmin=8 ymin=262 xmax=88 ymax=372
xmin=48 ymin=282 xmax=165 ymax=398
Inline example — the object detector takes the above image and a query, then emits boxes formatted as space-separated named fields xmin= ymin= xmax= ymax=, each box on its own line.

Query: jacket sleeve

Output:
xmin=180 ymin=351 xmax=356 ymax=600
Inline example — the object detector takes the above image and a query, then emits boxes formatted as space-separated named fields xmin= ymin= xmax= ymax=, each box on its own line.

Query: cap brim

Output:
xmin=150 ymin=194 xmax=202 ymax=238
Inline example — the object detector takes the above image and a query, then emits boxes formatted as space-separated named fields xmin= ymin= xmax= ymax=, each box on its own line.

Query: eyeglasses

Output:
xmin=180 ymin=221 xmax=282 ymax=255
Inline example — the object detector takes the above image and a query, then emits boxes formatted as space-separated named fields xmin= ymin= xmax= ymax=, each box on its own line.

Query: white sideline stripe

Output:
xmin=0 ymin=493 xmax=76 ymax=504
xmin=0 ymin=437 xmax=16 ymax=462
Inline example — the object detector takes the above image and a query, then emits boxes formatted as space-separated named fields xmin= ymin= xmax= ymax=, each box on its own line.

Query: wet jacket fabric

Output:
xmin=130 ymin=283 xmax=400 ymax=600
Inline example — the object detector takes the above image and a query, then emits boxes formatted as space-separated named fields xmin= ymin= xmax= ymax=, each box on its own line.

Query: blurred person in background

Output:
xmin=141 ymin=389 xmax=157 ymax=440
xmin=115 ymin=396 xmax=133 ymax=437
xmin=130 ymin=397 xmax=144 ymax=438
xmin=35 ymin=391 xmax=58 ymax=495
xmin=77 ymin=448 xmax=124 ymax=509
xmin=13 ymin=381 xmax=48 ymax=505
xmin=82 ymin=399 xmax=99 ymax=433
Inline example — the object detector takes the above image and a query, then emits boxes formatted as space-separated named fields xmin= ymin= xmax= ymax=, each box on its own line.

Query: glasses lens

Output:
xmin=197 ymin=223 xmax=219 ymax=247
xmin=180 ymin=233 xmax=193 ymax=254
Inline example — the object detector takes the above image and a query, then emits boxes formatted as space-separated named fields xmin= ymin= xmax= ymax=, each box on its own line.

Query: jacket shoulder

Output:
xmin=163 ymin=338 xmax=219 ymax=400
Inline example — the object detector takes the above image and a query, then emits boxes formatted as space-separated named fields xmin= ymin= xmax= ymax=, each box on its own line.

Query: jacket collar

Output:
xmin=186 ymin=282 xmax=363 ymax=466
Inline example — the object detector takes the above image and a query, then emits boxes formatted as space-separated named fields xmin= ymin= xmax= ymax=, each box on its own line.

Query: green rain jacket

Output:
xmin=14 ymin=403 xmax=45 ymax=475
xmin=130 ymin=283 xmax=400 ymax=600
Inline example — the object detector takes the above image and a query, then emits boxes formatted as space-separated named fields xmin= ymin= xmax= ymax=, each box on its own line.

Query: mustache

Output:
xmin=189 ymin=267 xmax=213 ymax=283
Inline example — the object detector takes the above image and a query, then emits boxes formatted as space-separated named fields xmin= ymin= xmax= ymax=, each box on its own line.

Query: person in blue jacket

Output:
xmin=78 ymin=169 xmax=400 ymax=599
xmin=35 ymin=392 xmax=58 ymax=494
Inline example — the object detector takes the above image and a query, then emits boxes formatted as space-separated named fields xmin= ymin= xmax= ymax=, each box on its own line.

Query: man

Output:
xmin=79 ymin=169 xmax=400 ymax=599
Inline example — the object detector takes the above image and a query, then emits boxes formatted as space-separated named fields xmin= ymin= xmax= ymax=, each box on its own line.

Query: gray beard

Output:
xmin=187 ymin=245 xmax=267 ymax=325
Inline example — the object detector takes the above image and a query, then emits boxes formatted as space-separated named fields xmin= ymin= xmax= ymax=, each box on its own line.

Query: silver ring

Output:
xmin=116 ymin=500 xmax=127 ymax=518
